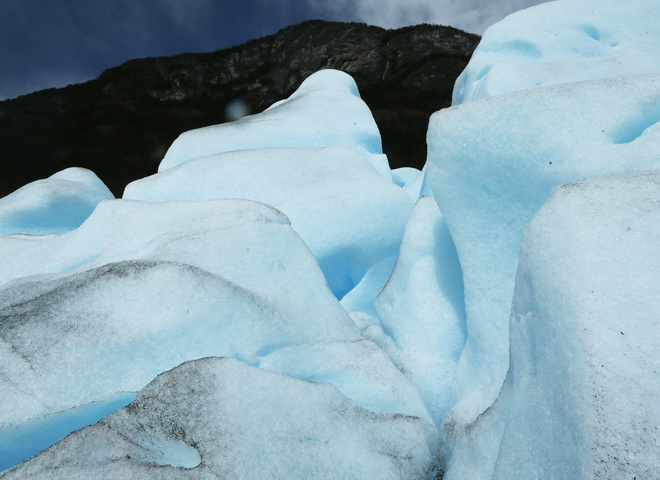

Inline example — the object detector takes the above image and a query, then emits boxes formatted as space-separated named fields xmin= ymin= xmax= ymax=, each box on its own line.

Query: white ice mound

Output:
xmin=0 ymin=168 xmax=113 ymax=236
xmin=125 ymin=146 xmax=413 ymax=298
xmin=0 ymin=358 xmax=439 ymax=480
xmin=427 ymin=74 xmax=660 ymax=434
xmin=453 ymin=0 xmax=660 ymax=103
xmin=453 ymin=172 xmax=660 ymax=480
xmin=158 ymin=69 xmax=386 ymax=175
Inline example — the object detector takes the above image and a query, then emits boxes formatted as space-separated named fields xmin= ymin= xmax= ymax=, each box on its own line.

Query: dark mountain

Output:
xmin=0 ymin=20 xmax=479 ymax=198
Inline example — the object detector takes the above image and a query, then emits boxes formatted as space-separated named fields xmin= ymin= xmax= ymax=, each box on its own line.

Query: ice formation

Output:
xmin=453 ymin=0 xmax=660 ymax=103
xmin=125 ymin=146 xmax=413 ymax=299
xmin=1 ymin=358 xmax=439 ymax=480
xmin=0 ymin=168 xmax=113 ymax=236
xmin=374 ymin=196 xmax=466 ymax=426
xmin=157 ymin=69 xmax=388 ymax=177
xmin=427 ymin=73 xmax=660 ymax=436
xmin=492 ymin=172 xmax=660 ymax=478
xmin=2 ymin=0 xmax=660 ymax=478
xmin=428 ymin=0 xmax=660 ymax=478
xmin=0 ymin=69 xmax=434 ymax=477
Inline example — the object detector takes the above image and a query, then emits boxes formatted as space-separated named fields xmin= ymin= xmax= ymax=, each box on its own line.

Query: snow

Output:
xmin=125 ymin=146 xmax=413 ymax=299
xmin=0 ymin=358 xmax=439 ymax=479
xmin=0 ymin=196 xmax=428 ymax=420
xmin=375 ymin=197 xmax=466 ymax=427
xmin=0 ymin=70 xmax=435 ymax=476
xmin=427 ymin=73 xmax=660 ymax=438
xmin=158 ymin=69 xmax=389 ymax=179
xmin=0 ymin=168 xmax=113 ymax=236
xmin=3 ymin=3 xmax=660 ymax=475
xmin=453 ymin=0 xmax=660 ymax=103
xmin=451 ymin=172 xmax=660 ymax=479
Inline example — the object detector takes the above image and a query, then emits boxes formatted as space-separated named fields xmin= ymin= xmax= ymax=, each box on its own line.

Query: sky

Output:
xmin=0 ymin=0 xmax=548 ymax=100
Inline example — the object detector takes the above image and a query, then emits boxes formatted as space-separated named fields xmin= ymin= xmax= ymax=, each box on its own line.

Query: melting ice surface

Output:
xmin=1 ymin=1 xmax=660 ymax=477
xmin=0 ymin=393 xmax=135 ymax=472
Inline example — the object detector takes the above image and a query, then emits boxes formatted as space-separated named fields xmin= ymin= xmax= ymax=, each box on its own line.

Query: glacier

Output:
xmin=492 ymin=172 xmax=660 ymax=479
xmin=1 ymin=358 xmax=439 ymax=480
xmin=1 ymin=0 xmax=660 ymax=478
xmin=124 ymin=146 xmax=413 ymax=299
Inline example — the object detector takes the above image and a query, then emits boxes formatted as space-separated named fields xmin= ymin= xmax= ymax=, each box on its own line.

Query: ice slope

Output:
xmin=374 ymin=197 xmax=466 ymax=426
xmin=0 ymin=198 xmax=432 ymax=471
xmin=453 ymin=0 xmax=660 ymax=103
xmin=125 ymin=146 xmax=413 ymax=299
xmin=447 ymin=172 xmax=660 ymax=479
xmin=158 ymin=69 xmax=389 ymax=178
xmin=0 ymin=168 xmax=113 ymax=236
xmin=429 ymin=0 xmax=660 ymax=477
xmin=428 ymin=73 xmax=660 ymax=436
xmin=1 ymin=358 xmax=439 ymax=480
xmin=0 ymin=198 xmax=356 ymax=423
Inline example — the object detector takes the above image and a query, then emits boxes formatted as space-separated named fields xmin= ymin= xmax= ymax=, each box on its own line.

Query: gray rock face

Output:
xmin=0 ymin=21 xmax=479 ymax=197
xmin=1 ymin=357 xmax=439 ymax=480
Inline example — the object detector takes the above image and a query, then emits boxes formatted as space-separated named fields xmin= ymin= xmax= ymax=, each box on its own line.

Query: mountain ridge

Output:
xmin=0 ymin=20 xmax=479 ymax=197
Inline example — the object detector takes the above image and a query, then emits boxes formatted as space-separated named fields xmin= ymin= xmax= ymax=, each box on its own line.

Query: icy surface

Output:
xmin=375 ymin=197 xmax=466 ymax=426
xmin=427 ymin=74 xmax=660 ymax=434
xmin=0 ymin=198 xmax=426 ymax=473
xmin=453 ymin=0 xmax=660 ymax=103
xmin=125 ymin=146 xmax=413 ymax=298
xmin=0 ymin=168 xmax=113 ymax=236
xmin=431 ymin=1 xmax=660 ymax=476
xmin=1 ymin=358 xmax=439 ymax=480
xmin=158 ymin=69 xmax=388 ymax=178
xmin=258 ymin=339 xmax=432 ymax=424
xmin=0 ymin=69 xmax=436 ymax=475
xmin=391 ymin=167 xmax=425 ymax=201
xmin=448 ymin=172 xmax=660 ymax=479
xmin=0 ymin=393 xmax=135 ymax=472
xmin=340 ymin=255 xmax=397 ymax=318
xmin=0 ymin=200 xmax=381 ymax=452
xmin=0 ymin=197 xmax=433 ymax=468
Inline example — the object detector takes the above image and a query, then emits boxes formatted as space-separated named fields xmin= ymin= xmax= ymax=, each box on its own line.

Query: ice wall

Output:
xmin=428 ymin=73 xmax=660 ymax=437
xmin=460 ymin=172 xmax=660 ymax=479
xmin=427 ymin=0 xmax=660 ymax=478
xmin=374 ymin=196 xmax=466 ymax=426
